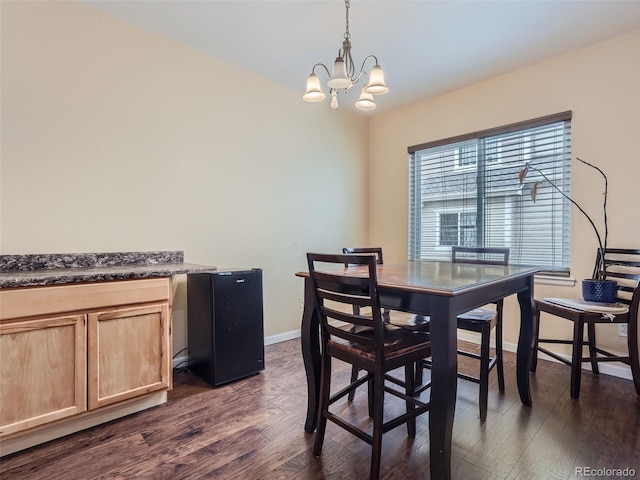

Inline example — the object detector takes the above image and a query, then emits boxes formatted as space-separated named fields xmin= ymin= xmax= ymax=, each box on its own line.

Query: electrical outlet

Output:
xmin=298 ymin=298 xmax=304 ymax=309
xmin=618 ymin=324 xmax=628 ymax=337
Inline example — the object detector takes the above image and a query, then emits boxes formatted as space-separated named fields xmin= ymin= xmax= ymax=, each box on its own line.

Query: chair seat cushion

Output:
xmin=390 ymin=308 xmax=497 ymax=331
xmin=543 ymin=297 xmax=629 ymax=314
xmin=387 ymin=313 xmax=431 ymax=331
xmin=457 ymin=308 xmax=497 ymax=324
xmin=330 ymin=325 xmax=431 ymax=361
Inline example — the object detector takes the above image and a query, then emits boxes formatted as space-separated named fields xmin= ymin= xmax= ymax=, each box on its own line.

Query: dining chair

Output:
xmin=342 ymin=247 xmax=430 ymax=403
xmin=307 ymin=252 xmax=432 ymax=480
xmin=531 ymin=248 xmax=640 ymax=399
xmin=419 ymin=246 xmax=510 ymax=421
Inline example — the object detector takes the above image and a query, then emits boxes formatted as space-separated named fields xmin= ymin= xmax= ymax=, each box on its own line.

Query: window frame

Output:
xmin=407 ymin=111 xmax=572 ymax=275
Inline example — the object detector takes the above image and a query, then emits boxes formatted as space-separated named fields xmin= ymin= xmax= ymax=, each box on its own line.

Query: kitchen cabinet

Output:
xmin=0 ymin=278 xmax=172 ymax=455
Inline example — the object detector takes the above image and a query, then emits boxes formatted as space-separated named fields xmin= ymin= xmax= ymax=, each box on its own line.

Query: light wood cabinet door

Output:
xmin=0 ymin=315 xmax=87 ymax=436
xmin=87 ymin=303 xmax=171 ymax=410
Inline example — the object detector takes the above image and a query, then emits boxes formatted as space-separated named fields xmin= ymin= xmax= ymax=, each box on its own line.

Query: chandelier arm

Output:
xmin=311 ymin=63 xmax=332 ymax=78
xmin=359 ymin=55 xmax=379 ymax=73
xmin=351 ymin=70 xmax=365 ymax=85
xmin=351 ymin=55 xmax=379 ymax=85
xmin=343 ymin=43 xmax=355 ymax=79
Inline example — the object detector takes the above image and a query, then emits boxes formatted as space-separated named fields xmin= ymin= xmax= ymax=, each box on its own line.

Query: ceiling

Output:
xmin=84 ymin=0 xmax=640 ymax=114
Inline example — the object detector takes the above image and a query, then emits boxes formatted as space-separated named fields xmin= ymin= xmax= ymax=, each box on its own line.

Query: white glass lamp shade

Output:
xmin=363 ymin=65 xmax=389 ymax=95
xmin=327 ymin=57 xmax=352 ymax=89
xmin=355 ymin=88 xmax=376 ymax=110
xmin=303 ymin=73 xmax=326 ymax=102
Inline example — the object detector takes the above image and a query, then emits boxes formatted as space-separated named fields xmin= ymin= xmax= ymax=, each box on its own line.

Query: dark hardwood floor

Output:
xmin=2 ymin=339 xmax=639 ymax=479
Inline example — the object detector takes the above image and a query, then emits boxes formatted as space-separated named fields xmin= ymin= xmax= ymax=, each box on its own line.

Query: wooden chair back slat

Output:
xmin=342 ymin=247 xmax=384 ymax=265
xmin=451 ymin=246 xmax=510 ymax=266
xmin=595 ymin=249 xmax=640 ymax=305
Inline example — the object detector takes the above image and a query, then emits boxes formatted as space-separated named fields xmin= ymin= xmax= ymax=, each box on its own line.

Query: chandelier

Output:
xmin=303 ymin=0 xmax=388 ymax=110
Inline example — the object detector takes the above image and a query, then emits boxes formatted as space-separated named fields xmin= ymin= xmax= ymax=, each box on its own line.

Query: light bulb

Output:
xmin=330 ymin=90 xmax=339 ymax=109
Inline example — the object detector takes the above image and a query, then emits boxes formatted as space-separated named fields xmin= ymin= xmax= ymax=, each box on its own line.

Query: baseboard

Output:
xmin=173 ymin=329 xmax=301 ymax=369
xmin=264 ymin=329 xmax=300 ymax=346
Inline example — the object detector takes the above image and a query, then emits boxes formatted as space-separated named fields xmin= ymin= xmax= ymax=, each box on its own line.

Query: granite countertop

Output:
xmin=0 ymin=251 xmax=216 ymax=288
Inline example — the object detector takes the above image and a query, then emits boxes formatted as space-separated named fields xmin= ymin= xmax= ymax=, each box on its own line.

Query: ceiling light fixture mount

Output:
xmin=303 ymin=0 xmax=388 ymax=110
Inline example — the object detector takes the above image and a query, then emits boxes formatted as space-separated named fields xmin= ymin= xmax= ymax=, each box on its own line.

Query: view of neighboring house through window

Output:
xmin=408 ymin=111 xmax=572 ymax=274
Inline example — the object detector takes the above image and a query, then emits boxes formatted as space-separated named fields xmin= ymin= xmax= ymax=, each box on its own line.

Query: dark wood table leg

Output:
xmin=516 ymin=275 xmax=534 ymax=406
xmin=428 ymin=297 xmax=458 ymax=480
xmin=300 ymin=277 xmax=321 ymax=433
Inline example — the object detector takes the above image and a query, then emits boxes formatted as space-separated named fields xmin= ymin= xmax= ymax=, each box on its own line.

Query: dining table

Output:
xmin=296 ymin=259 xmax=539 ymax=480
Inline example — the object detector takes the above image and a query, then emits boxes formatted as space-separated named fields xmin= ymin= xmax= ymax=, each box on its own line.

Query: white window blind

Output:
xmin=408 ymin=112 xmax=572 ymax=274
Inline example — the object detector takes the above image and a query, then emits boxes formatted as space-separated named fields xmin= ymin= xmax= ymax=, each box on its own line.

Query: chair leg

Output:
xmin=530 ymin=306 xmax=540 ymax=373
xmin=348 ymin=320 xmax=361 ymax=403
xmin=570 ymin=319 xmax=585 ymax=399
xmin=313 ymin=354 xmax=332 ymax=457
xmin=348 ymin=366 xmax=359 ymax=402
xmin=415 ymin=360 xmax=424 ymax=387
xmin=628 ymin=320 xmax=640 ymax=396
xmin=367 ymin=376 xmax=374 ymax=418
xmin=496 ymin=301 xmax=505 ymax=392
xmin=586 ymin=323 xmax=599 ymax=375
xmin=369 ymin=369 xmax=384 ymax=480
xmin=405 ymin=363 xmax=416 ymax=437
xmin=478 ymin=324 xmax=490 ymax=422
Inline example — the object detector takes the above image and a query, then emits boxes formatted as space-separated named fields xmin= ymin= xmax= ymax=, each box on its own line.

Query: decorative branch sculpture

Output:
xmin=519 ymin=157 xmax=608 ymax=279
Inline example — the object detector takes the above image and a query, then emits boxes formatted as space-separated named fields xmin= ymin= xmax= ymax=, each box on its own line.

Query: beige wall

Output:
xmin=0 ymin=2 xmax=370 ymax=352
xmin=369 ymin=29 xmax=640 ymax=364
xmin=2 ymin=1 xmax=638 ymax=377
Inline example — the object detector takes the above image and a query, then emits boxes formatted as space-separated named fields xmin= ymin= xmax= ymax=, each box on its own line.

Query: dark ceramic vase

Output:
xmin=582 ymin=279 xmax=618 ymax=303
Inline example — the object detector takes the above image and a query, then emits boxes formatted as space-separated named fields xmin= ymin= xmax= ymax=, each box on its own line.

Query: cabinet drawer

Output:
xmin=0 ymin=278 xmax=171 ymax=321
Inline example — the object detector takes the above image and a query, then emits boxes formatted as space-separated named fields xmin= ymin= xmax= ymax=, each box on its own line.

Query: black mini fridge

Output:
xmin=187 ymin=269 xmax=264 ymax=386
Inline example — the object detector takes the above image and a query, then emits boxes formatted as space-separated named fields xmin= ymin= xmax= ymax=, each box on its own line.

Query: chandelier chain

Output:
xmin=344 ymin=0 xmax=351 ymax=41
xmin=342 ymin=0 xmax=354 ymax=79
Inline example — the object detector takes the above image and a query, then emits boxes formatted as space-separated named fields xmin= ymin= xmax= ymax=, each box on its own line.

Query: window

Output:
xmin=408 ymin=111 xmax=572 ymax=274
xmin=439 ymin=212 xmax=476 ymax=246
